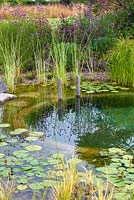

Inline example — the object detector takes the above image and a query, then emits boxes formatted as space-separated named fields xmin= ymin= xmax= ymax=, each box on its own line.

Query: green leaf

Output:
xmin=29 ymin=132 xmax=44 ymax=137
xmin=29 ymin=182 xmax=44 ymax=190
xmin=0 ymin=142 xmax=8 ymax=146
xmin=0 ymin=124 xmax=10 ymax=128
xmin=13 ymin=150 xmax=28 ymax=158
xmin=10 ymin=128 xmax=28 ymax=135
xmin=25 ymin=136 xmax=38 ymax=141
xmin=25 ymin=145 xmax=42 ymax=151
xmin=17 ymin=185 xmax=28 ymax=191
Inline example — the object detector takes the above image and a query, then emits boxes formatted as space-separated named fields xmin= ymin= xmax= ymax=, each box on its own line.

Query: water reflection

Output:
xmin=24 ymin=94 xmax=134 ymax=149
xmin=1 ymin=88 xmax=134 ymax=152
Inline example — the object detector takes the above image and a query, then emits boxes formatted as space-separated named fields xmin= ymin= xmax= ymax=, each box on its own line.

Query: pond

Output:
xmin=1 ymin=85 xmax=134 ymax=199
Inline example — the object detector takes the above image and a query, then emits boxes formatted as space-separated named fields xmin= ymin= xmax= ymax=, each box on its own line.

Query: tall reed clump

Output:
xmin=53 ymin=158 xmax=82 ymax=200
xmin=52 ymin=158 xmax=115 ymax=200
xmin=108 ymin=39 xmax=134 ymax=86
xmin=0 ymin=32 xmax=23 ymax=92
xmin=33 ymin=38 xmax=47 ymax=84
xmin=50 ymin=32 xmax=68 ymax=85
xmin=0 ymin=179 xmax=15 ymax=200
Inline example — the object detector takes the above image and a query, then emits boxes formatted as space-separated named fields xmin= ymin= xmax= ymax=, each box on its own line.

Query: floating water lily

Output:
xmin=10 ymin=128 xmax=28 ymax=135
xmin=25 ymin=145 xmax=42 ymax=151
xmin=0 ymin=123 xmax=10 ymax=128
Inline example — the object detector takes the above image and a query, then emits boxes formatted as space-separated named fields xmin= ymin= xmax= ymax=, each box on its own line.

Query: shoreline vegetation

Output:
xmin=0 ymin=1 xmax=134 ymax=92
xmin=0 ymin=0 xmax=134 ymax=199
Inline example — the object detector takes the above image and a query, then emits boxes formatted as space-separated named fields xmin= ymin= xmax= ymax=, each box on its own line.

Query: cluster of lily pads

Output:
xmin=96 ymin=147 xmax=134 ymax=199
xmin=70 ymin=82 xmax=129 ymax=94
xmin=0 ymin=123 xmax=96 ymax=194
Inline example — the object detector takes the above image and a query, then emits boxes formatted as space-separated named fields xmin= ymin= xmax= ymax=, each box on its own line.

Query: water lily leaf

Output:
xmin=29 ymin=182 xmax=44 ymax=190
xmin=0 ymin=142 xmax=8 ymax=146
xmin=111 ymin=91 xmax=119 ymax=93
xmin=13 ymin=150 xmax=28 ymax=158
xmin=35 ymin=172 xmax=45 ymax=178
xmin=20 ymin=142 xmax=29 ymax=147
xmin=30 ymin=159 xmax=39 ymax=166
xmin=108 ymin=148 xmax=125 ymax=155
xmin=0 ymin=135 xmax=7 ymax=139
xmin=120 ymin=87 xmax=129 ymax=91
xmin=111 ymin=158 xmax=122 ymax=163
xmin=26 ymin=172 xmax=34 ymax=177
xmin=86 ymin=91 xmax=95 ymax=94
xmin=96 ymin=167 xmax=118 ymax=174
xmin=10 ymin=128 xmax=28 ymax=135
xmin=51 ymin=153 xmax=65 ymax=160
xmin=17 ymin=178 xmax=28 ymax=184
xmin=21 ymin=165 xmax=33 ymax=171
xmin=25 ymin=145 xmax=42 ymax=151
xmin=127 ymin=168 xmax=134 ymax=174
xmin=17 ymin=185 xmax=28 ymax=190
xmin=0 ymin=153 xmax=4 ymax=158
xmin=109 ymin=163 xmax=121 ymax=168
xmin=114 ymin=192 xmax=130 ymax=200
xmin=43 ymin=180 xmax=59 ymax=187
xmin=122 ymin=155 xmax=133 ymax=160
xmin=8 ymin=138 xmax=18 ymax=143
xmin=29 ymin=132 xmax=44 ymax=137
xmin=0 ymin=124 xmax=10 ymax=128
xmin=25 ymin=136 xmax=38 ymax=141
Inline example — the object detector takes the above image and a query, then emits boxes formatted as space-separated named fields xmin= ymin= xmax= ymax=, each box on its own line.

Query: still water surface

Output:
xmin=1 ymin=85 xmax=134 ymax=165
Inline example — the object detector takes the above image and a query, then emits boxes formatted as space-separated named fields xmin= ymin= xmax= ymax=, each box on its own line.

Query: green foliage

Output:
xmin=108 ymin=39 xmax=134 ymax=86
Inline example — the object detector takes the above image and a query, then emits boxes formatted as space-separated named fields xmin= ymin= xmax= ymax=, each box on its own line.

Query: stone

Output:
xmin=0 ymin=93 xmax=16 ymax=103
xmin=0 ymin=78 xmax=8 ymax=93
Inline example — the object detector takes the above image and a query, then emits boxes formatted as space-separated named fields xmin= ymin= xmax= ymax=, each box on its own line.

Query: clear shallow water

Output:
xmin=1 ymin=85 xmax=134 ymax=164
xmin=1 ymin=85 xmax=134 ymax=199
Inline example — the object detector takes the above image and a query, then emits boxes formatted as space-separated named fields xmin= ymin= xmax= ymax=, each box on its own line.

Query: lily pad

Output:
xmin=122 ymin=155 xmax=133 ymax=160
xmin=13 ymin=150 xmax=28 ymax=158
xmin=29 ymin=132 xmax=44 ymax=137
xmin=0 ymin=123 xmax=10 ymax=128
xmin=25 ymin=136 xmax=38 ymax=141
xmin=0 ymin=135 xmax=7 ymax=139
xmin=17 ymin=185 xmax=28 ymax=191
xmin=0 ymin=142 xmax=8 ymax=146
xmin=8 ymin=138 xmax=18 ymax=143
xmin=25 ymin=145 xmax=42 ymax=151
xmin=0 ymin=153 xmax=4 ymax=158
xmin=10 ymin=128 xmax=28 ymax=135
xmin=29 ymin=182 xmax=44 ymax=190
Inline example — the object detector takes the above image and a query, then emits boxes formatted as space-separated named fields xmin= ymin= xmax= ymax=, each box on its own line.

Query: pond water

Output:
xmin=1 ymin=85 xmax=134 ymax=199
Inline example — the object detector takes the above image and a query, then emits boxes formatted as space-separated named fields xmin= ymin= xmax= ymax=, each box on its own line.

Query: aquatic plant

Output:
xmin=96 ymin=147 xmax=134 ymax=199
xmin=70 ymin=81 xmax=129 ymax=94
xmin=108 ymin=39 xmax=134 ymax=86
xmin=33 ymin=38 xmax=47 ymax=84
xmin=50 ymin=32 xmax=68 ymax=85
xmin=0 ymin=33 xmax=23 ymax=92
xmin=0 ymin=179 xmax=15 ymax=200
